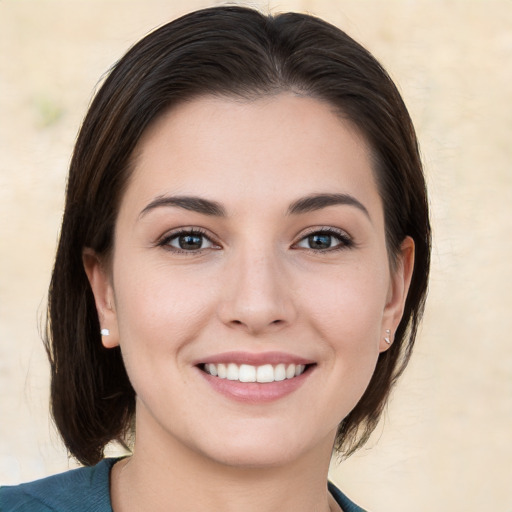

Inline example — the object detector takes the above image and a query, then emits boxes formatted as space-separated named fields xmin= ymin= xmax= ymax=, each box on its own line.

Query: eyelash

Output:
xmin=157 ymin=228 xmax=220 ymax=254
xmin=157 ymin=226 xmax=354 ymax=254
xmin=293 ymin=227 xmax=354 ymax=253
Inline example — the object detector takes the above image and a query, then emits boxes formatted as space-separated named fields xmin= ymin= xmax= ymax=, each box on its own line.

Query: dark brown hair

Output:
xmin=45 ymin=5 xmax=430 ymax=466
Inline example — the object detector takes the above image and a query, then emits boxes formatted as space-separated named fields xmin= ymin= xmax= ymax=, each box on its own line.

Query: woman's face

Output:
xmin=86 ymin=93 xmax=413 ymax=468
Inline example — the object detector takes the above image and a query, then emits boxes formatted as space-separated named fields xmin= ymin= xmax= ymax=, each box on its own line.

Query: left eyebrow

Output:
xmin=139 ymin=195 xmax=226 ymax=219
xmin=287 ymin=193 xmax=370 ymax=219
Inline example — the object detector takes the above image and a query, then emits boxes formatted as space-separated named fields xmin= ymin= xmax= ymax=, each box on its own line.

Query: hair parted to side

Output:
xmin=45 ymin=5 xmax=430 ymax=466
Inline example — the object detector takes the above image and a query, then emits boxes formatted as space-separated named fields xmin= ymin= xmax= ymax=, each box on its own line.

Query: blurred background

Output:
xmin=1 ymin=0 xmax=511 ymax=510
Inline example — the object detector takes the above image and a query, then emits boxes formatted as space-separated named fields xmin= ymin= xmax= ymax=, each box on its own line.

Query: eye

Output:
xmin=160 ymin=229 xmax=219 ymax=252
xmin=294 ymin=229 xmax=352 ymax=251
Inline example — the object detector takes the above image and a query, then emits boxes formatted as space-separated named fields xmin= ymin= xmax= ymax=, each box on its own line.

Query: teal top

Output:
xmin=0 ymin=458 xmax=366 ymax=511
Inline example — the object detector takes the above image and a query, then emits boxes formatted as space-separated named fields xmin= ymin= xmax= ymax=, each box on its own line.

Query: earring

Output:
xmin=384 ymin=329 xmax=391 ymax=345
xmin=100 ymin=328 xmax=110 ymax=336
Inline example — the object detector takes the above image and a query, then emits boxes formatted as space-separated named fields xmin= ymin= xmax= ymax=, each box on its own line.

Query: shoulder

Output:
xmin=328 ymin=481 xmax=368 ymax=512
xmin=0 ymin=458 xmax=117 ymax=512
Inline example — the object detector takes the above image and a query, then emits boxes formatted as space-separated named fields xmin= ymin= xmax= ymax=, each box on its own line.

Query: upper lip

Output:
xmin=194 ymin=351 xmax=315 ymax=366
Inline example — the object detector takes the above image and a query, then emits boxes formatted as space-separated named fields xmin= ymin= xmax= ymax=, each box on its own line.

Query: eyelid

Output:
xmin=155 ymin=225 xmax=353 ymax=253
xmin=292 ymin=226 xmax=354 ymax=251
xmin=156 ymin=227 xmax=221 ymax=253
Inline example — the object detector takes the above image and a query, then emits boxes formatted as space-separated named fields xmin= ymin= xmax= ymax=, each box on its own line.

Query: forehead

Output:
xmin=122 ymin=93 xmax=382 ymax=218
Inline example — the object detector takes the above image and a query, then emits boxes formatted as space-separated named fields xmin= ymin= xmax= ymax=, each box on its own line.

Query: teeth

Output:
xmin=203 ymin=363 xmax=306 ymax=383
xmin=239 ymin=364 xmax=256 ymax=382
xmin=226 ymin=363 xmax=239 ymax=380
xmin=274 ymin=363 xmax=286 ymax=381
xmin=256 ymin=364 xmax=274 ymax=383
xmin=217 ymin=363 xmax=227 ymax=379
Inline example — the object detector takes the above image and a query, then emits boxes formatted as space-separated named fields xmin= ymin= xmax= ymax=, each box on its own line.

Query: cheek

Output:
xmin=305 ymin=263 xmax=389 ymax=343
xmin=112 ymin=261 xmax=216 ymax=355
xmin=302 ymin=263 xmax=388 ymax=405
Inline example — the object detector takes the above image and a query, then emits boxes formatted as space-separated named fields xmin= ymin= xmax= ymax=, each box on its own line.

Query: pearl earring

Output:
xmin=100 ymin=328 xmax=110 ymax=336
xmin=384 ymin=329 xmax=392 ymax=345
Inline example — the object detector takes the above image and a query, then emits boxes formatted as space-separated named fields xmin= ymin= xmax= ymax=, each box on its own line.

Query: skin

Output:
xmin=84 ymin=93 xmax=414 ymax=512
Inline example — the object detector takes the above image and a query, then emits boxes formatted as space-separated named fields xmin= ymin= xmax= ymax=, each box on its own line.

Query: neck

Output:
xmin=110 ymin=410 xmax=338 ymax=512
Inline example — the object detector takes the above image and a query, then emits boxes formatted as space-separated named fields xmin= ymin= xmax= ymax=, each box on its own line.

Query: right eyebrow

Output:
xmin=138 ymin=195 xmax=226 ymax=219
xmin=287 ymin=193 xmax=370 ymax=220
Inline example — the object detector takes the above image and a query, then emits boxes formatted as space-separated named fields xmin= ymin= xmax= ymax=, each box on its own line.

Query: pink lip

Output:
xmin=198 ymin=369 xmax=312 ymax=403
xmin=194 ymin=352 xmax=315 ymax=404
xmin=195 ymin=351 xmax=315 ymax=366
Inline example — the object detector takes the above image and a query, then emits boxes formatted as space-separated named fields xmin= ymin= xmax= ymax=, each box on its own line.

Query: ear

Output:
xmin=379 ymin=236 xmax=415 ymax=352
xmin=82 ymin=248 xmax=119 ymax=349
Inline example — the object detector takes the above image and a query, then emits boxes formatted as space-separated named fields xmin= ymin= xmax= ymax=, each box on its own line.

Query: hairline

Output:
xmin=107 ymin=89 xmax=398 ymax=262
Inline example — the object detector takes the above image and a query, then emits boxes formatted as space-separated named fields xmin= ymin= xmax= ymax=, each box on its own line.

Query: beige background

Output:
xmin=1 ymin=0 xmax=511 ymax=510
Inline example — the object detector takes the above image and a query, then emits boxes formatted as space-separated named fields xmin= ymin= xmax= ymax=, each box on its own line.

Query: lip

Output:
xmin=195 ymin=351 xmax=315 ymax=366
xmin=194 ymin=351 xmax=315 ymax=404
xmin=197 ymin=367 xmax=313 ymax=403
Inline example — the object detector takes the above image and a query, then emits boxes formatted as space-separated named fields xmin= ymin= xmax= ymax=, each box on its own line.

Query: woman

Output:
xmin=0 ymin=5 xmax=430 ymax=512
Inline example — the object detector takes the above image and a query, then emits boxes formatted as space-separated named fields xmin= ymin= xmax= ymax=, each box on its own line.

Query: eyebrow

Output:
xmin=139 ymin=192 xmax=369 ymax=220
xmin=139 ymin=195 xmax=226 ymax=218
xmin=287 ymin=193 xmax=370 ymax=218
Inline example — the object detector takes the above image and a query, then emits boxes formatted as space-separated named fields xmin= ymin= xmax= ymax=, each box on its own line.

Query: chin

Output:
xmin=204 ymin=444 xmax=301 ymax=470
xmin=191 ymin=425 xmax=332 ymax=470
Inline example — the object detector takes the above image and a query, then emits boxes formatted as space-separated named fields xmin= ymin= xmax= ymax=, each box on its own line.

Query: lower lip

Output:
xmin=197 ymin=367 xmax=313 ymax=403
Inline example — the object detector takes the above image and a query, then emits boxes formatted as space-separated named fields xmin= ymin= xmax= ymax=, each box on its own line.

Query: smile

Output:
xmin=202 ymin=363 xmax=307 ymax=383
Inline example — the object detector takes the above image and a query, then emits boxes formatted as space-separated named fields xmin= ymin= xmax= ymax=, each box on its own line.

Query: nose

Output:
xmin=217 ymin=249 xmax=297 ymax=335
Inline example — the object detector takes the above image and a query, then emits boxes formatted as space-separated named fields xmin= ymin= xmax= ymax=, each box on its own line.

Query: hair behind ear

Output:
xmin=46 ymin=231 xmax=135 ymax=465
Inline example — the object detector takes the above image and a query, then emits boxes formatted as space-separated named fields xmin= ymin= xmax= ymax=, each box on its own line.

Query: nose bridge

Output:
xmin=218 ymin=241 xmax=295 ymax=333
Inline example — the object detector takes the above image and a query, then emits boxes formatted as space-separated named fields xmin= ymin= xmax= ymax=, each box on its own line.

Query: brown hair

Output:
xmin=45 ymin=5 xmax=430 ymax=466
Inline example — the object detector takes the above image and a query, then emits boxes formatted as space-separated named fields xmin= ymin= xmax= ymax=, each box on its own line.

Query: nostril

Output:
xmin=233 ymin=319 xmax=282 ymax=325
xmin=227 ymin=315 xmax=288 ymax=334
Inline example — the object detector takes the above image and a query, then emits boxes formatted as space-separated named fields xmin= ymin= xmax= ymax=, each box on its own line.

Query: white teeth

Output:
xmin=239 ymin=364 xmax=256 ymax=382
xmin=274 ymin=364 xmax=286 ymax=381
xmin=226 ymin=363 xmax=239 ymax=380
xmin=256 ymin=364 xmax=274 ymax=383
xmin=203 ymin=362 xmax=307 ymax=383
xmin=295 ymin=364 xmax=305 ymax=376
xmin=217 ymin=363 xmax=227 ymax=379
